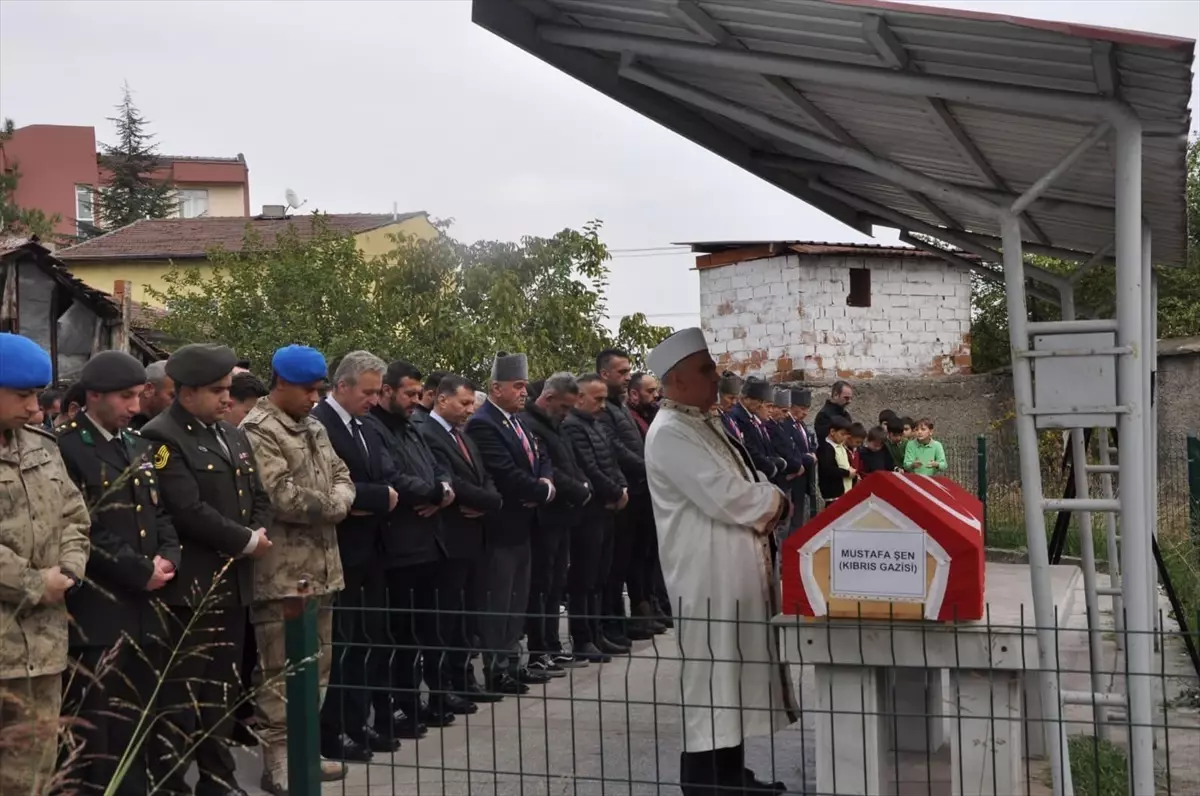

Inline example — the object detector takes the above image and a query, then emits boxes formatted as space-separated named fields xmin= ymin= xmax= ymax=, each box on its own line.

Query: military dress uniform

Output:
xmin=139 ymin=344 xmax=272 ymax=796
xmin=56 ymin=352 xmax=182 ymax=796
xmin=0 ymin=334 xmax=91 ymax=796
xmin=240 ymin=346 xmax=354 ymax=793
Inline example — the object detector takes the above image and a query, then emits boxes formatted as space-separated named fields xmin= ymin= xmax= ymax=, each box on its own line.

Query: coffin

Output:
xmin=781 ymin=472 xmax=985 ymax=622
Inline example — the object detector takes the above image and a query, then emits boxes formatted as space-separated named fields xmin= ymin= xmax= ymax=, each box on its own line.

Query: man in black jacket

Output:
xmin=562 ymin=373 xmax=629 ymax=661
xmin=766 ymin=388 xmax=805 ymax=492
xmin=417 ymin=375 xmax=504 ymax=705
xmin=814 ymin=380 xmax=854 ymax=443
xmin=141 ymin=344 xmax=273 ymax=796
xmin=410 ymin=370 xmax=447 ymax=426
xmin=466 ymin=352 xmax=556 ymax=694
xmin=595 ymin=348 xmax=659 ymax=643
xmin=58 ymin=352 xmax=181 ymax=796
xmin=520 ymin=372 xmax=593 ymax=676
xmin=367 ymin=359 xmax=469 ymax=731
xmin=311 ymin=350 xmax=402 ymax=761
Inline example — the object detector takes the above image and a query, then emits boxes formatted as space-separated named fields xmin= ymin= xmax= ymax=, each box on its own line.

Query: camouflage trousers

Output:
xmin=250 ymin=596 xmax=334 ymax=751
xmin=0 ymin=673 xmax=62 ymax=796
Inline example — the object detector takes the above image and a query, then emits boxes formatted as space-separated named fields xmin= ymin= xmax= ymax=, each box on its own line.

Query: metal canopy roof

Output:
xmin=472 ymin=0 xmax=1195 ymax=267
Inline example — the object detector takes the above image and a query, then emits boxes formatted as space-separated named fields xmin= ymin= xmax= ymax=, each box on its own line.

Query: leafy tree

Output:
xmin=0 ymin=118 xmax=61 ymax=239
xmin=94 ymin=84 xmax=177 ymax=233
xmin=147 ymin=217 xmax=673 ymax=381
xmin=971 ymin=137 xmax=1200 ymax=372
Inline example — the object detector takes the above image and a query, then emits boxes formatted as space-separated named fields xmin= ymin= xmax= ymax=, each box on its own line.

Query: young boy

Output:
xmin=903 ymin=417 xmax=948 ymax=476
xmin=885 ymin=419 xmax=908 ymax=467
xmin=860 ymin=425 xmax=896 ymax=474
xmin=847 ymin=422 xmax=867 ymax=481
xmin=878 ymin=408 xmax=899 ymax=426
xmin=901 ymin=416 xmax=916 ymax=440
xmin=818 ymin=415 xmax=856 ymax=504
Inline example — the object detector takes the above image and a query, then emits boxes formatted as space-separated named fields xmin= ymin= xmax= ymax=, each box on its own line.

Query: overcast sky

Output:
xmin=1 ymin=0 xmax=1196 ymax=330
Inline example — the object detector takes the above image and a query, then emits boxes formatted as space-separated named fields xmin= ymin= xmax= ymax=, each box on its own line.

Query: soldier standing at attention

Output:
xmin=57 ymin=351 xmax=181 ymax=796
xmin=0 ymin=333 xmax=90 ymax=796
xmin=241 ymin=345 xmax=355 ymax=794
xmin=141 ymin=343 xmax=273 ymax=796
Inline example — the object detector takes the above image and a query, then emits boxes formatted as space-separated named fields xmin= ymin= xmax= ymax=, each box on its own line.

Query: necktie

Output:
xmin=511 ymin=417 xmax=535 ymax=468
xmin=452 ymin=429 xmax=472 ymax=465
xmin=350 ymin=420 xmax=369 ymax=454
xmin=211 ymin=424 xmax=231 ymax=459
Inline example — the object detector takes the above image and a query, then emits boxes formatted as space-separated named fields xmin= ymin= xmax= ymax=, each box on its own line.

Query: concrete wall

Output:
xmin=701 ymin=253 xmax=972 ymax=381
xmin=1157 ymin=338 xmax=1200 ymax=441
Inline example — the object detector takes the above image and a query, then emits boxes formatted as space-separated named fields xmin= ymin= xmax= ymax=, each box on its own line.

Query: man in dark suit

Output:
xmin=140 ymin=344 xmax=273 ymax=796
xmin=58 ymin=351 xmax=181 ymax=796
xmin=368 ymin=359 xmax=475 ymax=730
xmin=520 ymin=372 xmax=593 ymax=676
xmin=730 ymin=377 xmax=785 ymax=481
xmin=310 ymin=350 xmax=405 ymax=761
xmin=786 ymin=389 xmax=818 ymax=529
xmin=465 ymin=351 xmax=556 ymax=694
xmin=417 ymin=375 xmax=505 ymax=704
xmin=766 ymin=388 xmax=805 ymax=492
xmin=716 ymin=372 xmax=745 ymax=445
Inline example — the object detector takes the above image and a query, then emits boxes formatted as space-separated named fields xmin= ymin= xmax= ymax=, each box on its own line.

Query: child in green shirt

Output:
xmin=885 ymin=418 xmax=908 ymax=469
xmin=903 ymin=418 xmax=947 ymax=476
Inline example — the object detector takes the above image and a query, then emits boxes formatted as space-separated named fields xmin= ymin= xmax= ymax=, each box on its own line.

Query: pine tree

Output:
xmin=95 ymin=84 xmax=177 ymax=232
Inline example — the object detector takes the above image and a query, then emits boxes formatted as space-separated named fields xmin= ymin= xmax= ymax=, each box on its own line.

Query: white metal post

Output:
xmin=1142 ymin=229 xmax=1158 ymax=641
xmin=1000 ymin=219 xmax=1071 ymax=796
xmin=1114 ymin=119 xmax=1155 ymax=796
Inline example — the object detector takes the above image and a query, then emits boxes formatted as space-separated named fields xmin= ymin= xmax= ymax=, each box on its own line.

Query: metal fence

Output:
xmin=278 ymin=590 xmax=1200 ymax=796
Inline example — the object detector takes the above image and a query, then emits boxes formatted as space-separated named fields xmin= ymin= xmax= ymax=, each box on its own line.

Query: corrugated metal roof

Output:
xmin=472 ymin=0 xmax=1194 ymax=267
xmin=680 ymin=238 xmax=981 ymax=268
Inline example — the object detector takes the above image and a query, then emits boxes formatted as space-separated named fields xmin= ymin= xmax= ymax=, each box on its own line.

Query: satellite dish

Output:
xmin=284 ymin=188 xmax=305 ymax=210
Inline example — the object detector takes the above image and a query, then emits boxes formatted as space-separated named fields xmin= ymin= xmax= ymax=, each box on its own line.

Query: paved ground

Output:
xmin=213 ymin=572 xmax=1197 ymax=796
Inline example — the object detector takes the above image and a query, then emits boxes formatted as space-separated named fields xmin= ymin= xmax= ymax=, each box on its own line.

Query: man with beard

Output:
xmin=131 ymin=360 xmax=175 ymax=430
xmin=519 ymin=372 xmax=592 ymax=676
xmin=141 ymin=343 xmax=274 ymax=796
xmin=57 ymin=351 xmax=180 ymax=796
xmin=241 ymin=345 xmax=354 ymax=792
xmin=813 ymin=380 xmax=854 ymax=443
xmin=595 ymin=349 xmax=657 ymax=643
xmin=368 ymin=360 xmax=474 ymax=730
xmin=626 ymin=371 xmax=659 ymax=435
xmin=466 ymin=352 xmax=556 ymax=694
xmin=417 ymin=375 xmax=504 ymax=705
xmin=411 ymin=370 xmax=447 ymax=425
xmin=624 ymin=370 xmax=671 ymax=630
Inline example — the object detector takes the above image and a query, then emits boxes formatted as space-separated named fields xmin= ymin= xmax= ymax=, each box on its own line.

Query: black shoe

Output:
xmin=517 ymin=666 xmax=552 ymax=685
xmin=375 ymin=711 xmax=427 ymax=741
xmin=416 ymin=703 xmax=457 ymax=728
xmin=460 ymin=680 xmax=503 ymax=703
xmin=605 ymin=630 xmax=633 ymax=647
xmin=320 ymin=732 xmax=375 ymax=762
xmin=527 ymin=654 xmax=568 ymax=678
xmin=574 ymin=642 xmax=612 ymax=664
xmin=551 ymin=652 xmax=588 ymax=669
xmin=487 ymin=674 xmax=530 ymax=695
xmin=743 ymin=768 xmax=788 ymax=793
xmin=439 ymin=692 xmax=479 ymax=715
xmin=624 ymin=623 xmax=655 ymax=641
xmin=595 ymin=636 xmax=630 ymax=655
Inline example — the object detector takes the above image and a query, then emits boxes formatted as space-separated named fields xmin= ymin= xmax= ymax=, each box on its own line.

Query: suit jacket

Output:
xmin=418 ymin=415 xmax=502 ymax=559
xmin=366 ymin=406 xmax=448 ymax=568
xmin=767 ymin=419 xmax=804 ymax=477
xmin=141 ymin=403 xmax=271 ymax=608
xmin=730 ymin=403 xmax=781 ymax=480
xmin=311 ymin=398 xmax=397 ymax=570
xmin=58 ymin=414 xmax=181 ymax=647
xmin=521 ymin=405 xmax=592 ymax=530
xmin=465 ymin=400 xmax=553 ymax=547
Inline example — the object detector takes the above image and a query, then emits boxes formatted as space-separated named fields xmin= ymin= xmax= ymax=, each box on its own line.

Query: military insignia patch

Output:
xmin=154 ymin=445 xmax=170 ymax=470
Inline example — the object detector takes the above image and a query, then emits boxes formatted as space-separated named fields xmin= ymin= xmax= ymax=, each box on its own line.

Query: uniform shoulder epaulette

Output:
xmin=24 ymin=424 xmax=59 ymax=443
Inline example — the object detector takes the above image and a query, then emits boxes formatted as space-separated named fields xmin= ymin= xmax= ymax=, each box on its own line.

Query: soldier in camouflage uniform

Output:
xmin=0 ymin=334 xmax=91 ymax=796
xmin=241 ymin=346 xmax=354 ymax=795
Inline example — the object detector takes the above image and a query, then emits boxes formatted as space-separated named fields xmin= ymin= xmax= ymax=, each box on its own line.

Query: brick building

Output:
xmin=688 ymin=241 xmax=973 ymax=382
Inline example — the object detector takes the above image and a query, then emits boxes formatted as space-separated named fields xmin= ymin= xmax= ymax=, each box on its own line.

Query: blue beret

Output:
xmin=271 ymin=345 xmax=327 ymax=384
xmin=0 ymin=333 xmax=52 ymax=390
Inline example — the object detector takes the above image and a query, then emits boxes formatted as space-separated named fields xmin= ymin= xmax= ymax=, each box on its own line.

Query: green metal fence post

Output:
xmin=1188 ymin=433 xmax=1200 ymax=557
xmin=977 ymin=434 xmax=988 ymax=545
xmin=284 ymin=594 xmax=321 ymax=796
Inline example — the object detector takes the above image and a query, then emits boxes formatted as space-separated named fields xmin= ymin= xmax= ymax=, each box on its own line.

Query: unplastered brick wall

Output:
xmin=701 ymin=253 xmax=972 ymax=380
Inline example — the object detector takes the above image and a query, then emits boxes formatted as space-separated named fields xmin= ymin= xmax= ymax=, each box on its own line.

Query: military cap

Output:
xmin=790 ymin=388 xmax=812 ymax=407
xmin=80 ymin=350 xmax=147 ymax=393
xmin=491 ymin=351 xmax=529 ymax=382
xmin=741 ymin=377 xmax=772 ymax=402
xmin=165 ymin=343 xmax=237 ymax=388
xmin=272 ymin=344 xmax=327 ymax=384
xmin=773 ymin=388 xmax=792 ymax=408
xmin=0 ymin=333 xmax=52 ymax=390
xmin=717 ymin=371 xmax=743 ymax=396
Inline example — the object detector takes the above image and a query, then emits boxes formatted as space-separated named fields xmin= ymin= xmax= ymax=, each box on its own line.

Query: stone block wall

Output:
xmin=700 ymin=253 xmax=973 ymax=381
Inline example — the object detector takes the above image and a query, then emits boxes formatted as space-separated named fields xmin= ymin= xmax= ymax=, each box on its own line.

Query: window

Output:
xmin=75 ymin=185 xmax=94 ymax=236
xmin=177 ymin=188 xmax=210 ymax=219
xmin=847 ymin=267 xmax=871 ymax=308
